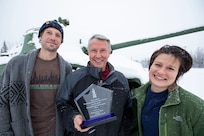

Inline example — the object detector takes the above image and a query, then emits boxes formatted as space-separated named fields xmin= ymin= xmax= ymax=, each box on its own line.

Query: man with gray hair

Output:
xmin=57 ymin=34 xmax=131 ymax=136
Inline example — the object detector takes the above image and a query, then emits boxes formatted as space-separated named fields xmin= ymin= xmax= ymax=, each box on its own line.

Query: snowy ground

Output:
xmin=178 ymin=68 xmax=204 ymax=100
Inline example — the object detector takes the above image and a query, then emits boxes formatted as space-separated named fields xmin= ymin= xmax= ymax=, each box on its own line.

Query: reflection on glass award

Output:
xmin=74 ymin=84 xmax=117 ymax=128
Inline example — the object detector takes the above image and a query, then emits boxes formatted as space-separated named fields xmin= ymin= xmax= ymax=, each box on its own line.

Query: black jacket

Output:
xmin=57 ymin=62 xmax=131 ymax=136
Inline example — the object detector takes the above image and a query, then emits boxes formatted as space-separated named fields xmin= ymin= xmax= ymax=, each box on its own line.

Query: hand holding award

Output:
xmin=74 ymin=84 xmax=117 ymax=128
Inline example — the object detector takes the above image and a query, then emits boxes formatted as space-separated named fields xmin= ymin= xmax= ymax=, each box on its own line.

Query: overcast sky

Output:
xmin=0 ymin=0 xmax=204 ymax=60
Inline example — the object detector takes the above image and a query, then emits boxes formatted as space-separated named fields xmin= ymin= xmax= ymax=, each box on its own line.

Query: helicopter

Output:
xmin=1 ymin=17 xmax=204 ymax=90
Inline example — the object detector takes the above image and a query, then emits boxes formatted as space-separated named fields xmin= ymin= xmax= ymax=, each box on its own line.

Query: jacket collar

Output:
xmin=134 ymin=82 xmax=181 ymax=107
xmin=86 ymin=61 xmax=114 ymax=79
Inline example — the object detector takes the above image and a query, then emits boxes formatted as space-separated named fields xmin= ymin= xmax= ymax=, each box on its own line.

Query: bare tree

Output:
xmin=192 ymin=47 xmax=204 ymax=68
xmin=140 ymin=46 xmax=204 ymax=68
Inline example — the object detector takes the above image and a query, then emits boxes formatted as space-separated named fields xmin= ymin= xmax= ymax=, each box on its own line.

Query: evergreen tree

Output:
xmin=1 ymin=41 xmax=8 ymax=53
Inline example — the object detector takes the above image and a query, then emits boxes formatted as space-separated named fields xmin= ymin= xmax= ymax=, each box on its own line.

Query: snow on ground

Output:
xmin=178 ymin=68 xmax=204 ymax=100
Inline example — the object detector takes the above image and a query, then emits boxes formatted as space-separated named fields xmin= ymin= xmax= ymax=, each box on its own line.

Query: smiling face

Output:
xmin=40 ymin=27 xmax=62 ymax=52
xmin=149 ymin=53 xmax=181 ymax=92
xmin=88 ymin=38 xmax=111 ymax=71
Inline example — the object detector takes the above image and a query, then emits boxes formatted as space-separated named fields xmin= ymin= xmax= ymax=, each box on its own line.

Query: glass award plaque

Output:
xmin=74 ymin=84 xmax=117 ymax=128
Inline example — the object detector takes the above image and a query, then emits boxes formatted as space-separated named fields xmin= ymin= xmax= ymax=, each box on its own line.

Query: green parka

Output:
xmin=131 ymin=82 xmax=204 ymax=136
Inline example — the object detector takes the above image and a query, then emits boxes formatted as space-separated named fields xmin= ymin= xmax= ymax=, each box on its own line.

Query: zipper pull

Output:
xmin=98 ymin=80 xmax=103 ymax=86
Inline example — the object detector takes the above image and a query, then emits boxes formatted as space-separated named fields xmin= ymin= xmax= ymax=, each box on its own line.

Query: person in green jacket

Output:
xmin=131 ymin=45 xmax=204 ymax=136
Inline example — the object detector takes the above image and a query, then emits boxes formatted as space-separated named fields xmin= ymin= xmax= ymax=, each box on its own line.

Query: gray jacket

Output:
xmin=0 ymin=49 xmax=72 ymax=136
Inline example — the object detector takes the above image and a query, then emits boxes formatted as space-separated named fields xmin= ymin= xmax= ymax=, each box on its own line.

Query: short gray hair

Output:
xmin=88 ymin=34 xmax=112 ymax=52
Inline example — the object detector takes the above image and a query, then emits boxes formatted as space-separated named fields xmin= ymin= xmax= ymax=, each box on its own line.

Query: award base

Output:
xmin=81 ymin=112 xmax=117 ymax=128
xmin=74 ymin=84 xmax=117 ymax=129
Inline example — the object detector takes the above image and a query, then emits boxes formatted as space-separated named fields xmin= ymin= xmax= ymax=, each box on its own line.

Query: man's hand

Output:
xmin=74 ymin=115 xmax=91 ymax=132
